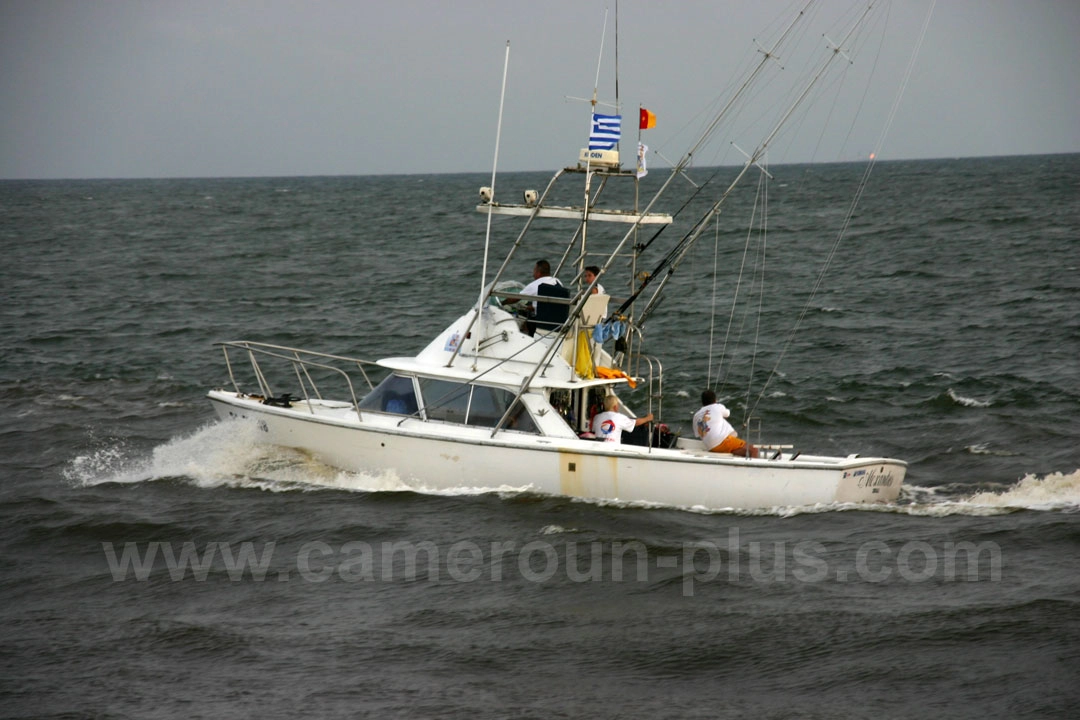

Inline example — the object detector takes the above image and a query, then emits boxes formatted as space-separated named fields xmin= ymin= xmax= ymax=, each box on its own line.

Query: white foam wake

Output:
xmin=65 ymin=420 xmax=1080 ymax=516
xmin=963 ymin=469 xmax=1080 ymax=511
xmin=65 ymin=418 xmax=530 ymax=497
xmin=880 ymin=470 xmax=1080 ymax=516
xmin=564 ymin=473 xmax=1080 ymax=518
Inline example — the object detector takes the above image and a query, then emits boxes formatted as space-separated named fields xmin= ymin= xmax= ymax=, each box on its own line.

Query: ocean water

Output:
xmin=1 ymin=154 xmax=1079 ymax=718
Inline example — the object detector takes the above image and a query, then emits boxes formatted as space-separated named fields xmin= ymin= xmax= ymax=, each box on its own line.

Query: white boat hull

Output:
xmin=209 ymin=391 xmax=905 ymax=510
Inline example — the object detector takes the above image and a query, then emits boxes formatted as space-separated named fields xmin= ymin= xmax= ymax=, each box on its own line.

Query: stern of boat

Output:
xmin=833 ymin=460 xmax=905 ymax=503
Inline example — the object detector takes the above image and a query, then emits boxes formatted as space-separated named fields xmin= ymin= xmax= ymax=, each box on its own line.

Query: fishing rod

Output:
xmin=632 ymin=1 xmax=883 ymax=330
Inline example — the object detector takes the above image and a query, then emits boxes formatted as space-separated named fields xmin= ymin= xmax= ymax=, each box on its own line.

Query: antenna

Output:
xmin=565 ymin=8 xmax=619 ymax=112
xmin=478 ymin=41 xmax=511 ymax=313
xmin=614 ymin=0 xmax=620 ymax=122
xmin=591 ymin=8 xmax=608 ymax=110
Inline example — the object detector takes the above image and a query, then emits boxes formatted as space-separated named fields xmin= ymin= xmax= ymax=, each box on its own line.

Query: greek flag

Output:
xmin=589 ymin=113 xmax=621 ymax=150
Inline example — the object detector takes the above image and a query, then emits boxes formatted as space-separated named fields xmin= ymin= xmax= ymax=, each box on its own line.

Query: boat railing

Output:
xmin=215 ymin=341 xmax=382 ymax=419
xmin=742 ymin=416 xmax=799 ymax=460
xmin=746 ymin=416 xmax=763 ymax=450
xmin=488 ymin=290 xmax=575 ymax=307
xmin=627 ymin=352 xmax=664 ymax=429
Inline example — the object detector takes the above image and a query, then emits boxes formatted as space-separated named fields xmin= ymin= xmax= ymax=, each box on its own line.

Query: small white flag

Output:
xmin=636 ymin=142 xmax=648 ymax=179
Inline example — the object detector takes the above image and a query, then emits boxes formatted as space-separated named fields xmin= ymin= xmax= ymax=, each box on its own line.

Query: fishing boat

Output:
xmin=208 ymin=3 xmax=917 ymax=509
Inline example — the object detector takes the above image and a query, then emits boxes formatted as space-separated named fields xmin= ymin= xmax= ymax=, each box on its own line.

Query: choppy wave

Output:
xmin=538 ymin=524 xmax=581 ymax=535
xmin=8 ymin=153 xmax=1080 ymax=719
xmin=944 ymin=388 xmax=992 ymax=408
xmin=964 ymin=443 xmax=1018 ymax=457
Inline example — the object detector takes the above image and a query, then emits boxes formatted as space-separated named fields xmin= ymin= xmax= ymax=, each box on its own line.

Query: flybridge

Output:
xmin=476 ymin=167 xmax=672 ymax=225
xmin=475 ymin=145 xmax=672 ymax=225
xmin=475 ymin=202 xmax=672 ymax=225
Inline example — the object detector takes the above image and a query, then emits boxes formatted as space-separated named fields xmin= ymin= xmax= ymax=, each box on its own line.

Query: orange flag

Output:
xmin=639 ymin=107 xmax=656 ymax=130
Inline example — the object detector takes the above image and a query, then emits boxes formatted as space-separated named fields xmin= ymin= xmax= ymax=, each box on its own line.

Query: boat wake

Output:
xmin=64 ymin=418 xmax=531 ymax=497
xmin=959 ymin=470 xmax=1080 ymax=511
xmin=65 ymin=420 xmax=1079 ymax=517
xmin=886 ymin=470 xmax=1080 ymax=516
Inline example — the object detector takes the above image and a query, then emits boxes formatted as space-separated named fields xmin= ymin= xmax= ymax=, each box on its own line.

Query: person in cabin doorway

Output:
xmin=584 ymin=265 xmax=606 ymax=295
xmin=592 ymin=395 xmax=653 ymax=443
xmin=693 ymin=389 xmax=758 ymax=457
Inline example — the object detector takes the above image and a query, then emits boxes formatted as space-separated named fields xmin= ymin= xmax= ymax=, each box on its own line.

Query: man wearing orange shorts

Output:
xmin=692 ymin=389 xmax=758 ymax=458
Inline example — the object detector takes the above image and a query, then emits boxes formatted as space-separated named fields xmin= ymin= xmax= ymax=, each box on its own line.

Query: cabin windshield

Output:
xmin=358 ymin=373 xmax=538 ymax=433
xmin=418 ymin=378 xmax=538 ymax=434
xmin=358 ymin=374 xmax=419 ymax=416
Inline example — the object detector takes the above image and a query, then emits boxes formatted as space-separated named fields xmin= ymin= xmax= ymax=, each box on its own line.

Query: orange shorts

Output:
xmin=709 ymin=435 xmax=746 ymax=454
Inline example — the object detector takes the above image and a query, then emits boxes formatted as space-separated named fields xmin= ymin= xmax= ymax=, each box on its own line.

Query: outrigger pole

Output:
xmin=629 ymin=1 xmax=883 ymax=329
xmin=594 ymin=0 xmax=818 ymax=328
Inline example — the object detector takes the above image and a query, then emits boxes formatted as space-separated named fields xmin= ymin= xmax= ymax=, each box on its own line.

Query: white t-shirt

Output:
xmin=592 ymin=410 xmax=636 ymax=443
xmin=521 ymin=276 xmax=561 ymax=309
xmin=692 ymin=402 xmax=736 ymax=450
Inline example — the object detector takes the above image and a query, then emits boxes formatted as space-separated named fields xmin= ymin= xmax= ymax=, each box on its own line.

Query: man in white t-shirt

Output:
xmin=592 ymin=395 xmax=653 ymax=443
xmin=520 ymin=259 xmax=562 ymax=311
xmin=692 ymin=389 xmax=757 ymax=457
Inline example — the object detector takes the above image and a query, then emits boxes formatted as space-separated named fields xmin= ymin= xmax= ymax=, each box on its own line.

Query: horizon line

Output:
xmin=1 ymin=150 xmax=1077 ymax=183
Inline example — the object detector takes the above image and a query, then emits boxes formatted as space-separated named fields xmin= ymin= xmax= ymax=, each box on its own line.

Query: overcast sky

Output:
xmin=1 ymin=0 xmax=1077 ymax=179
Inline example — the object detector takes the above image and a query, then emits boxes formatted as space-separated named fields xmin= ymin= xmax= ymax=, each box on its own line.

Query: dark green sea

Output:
xmin=1 ymin=154 xmax=1078 ymax=718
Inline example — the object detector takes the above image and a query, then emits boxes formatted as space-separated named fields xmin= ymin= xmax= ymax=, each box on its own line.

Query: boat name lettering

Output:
xmin=857 ymin=468 xmax=895 ymax=488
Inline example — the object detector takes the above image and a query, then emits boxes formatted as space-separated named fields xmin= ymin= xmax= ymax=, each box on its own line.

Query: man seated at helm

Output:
xmin=693 ymin=389 xmax=758 ymax=457
xmin=517 ymin=260 xmax=563 ymax=312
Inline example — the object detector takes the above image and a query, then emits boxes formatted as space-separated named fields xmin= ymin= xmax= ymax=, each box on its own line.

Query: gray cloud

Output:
xmin=1 ymin=0 xmax=1077 ymax=179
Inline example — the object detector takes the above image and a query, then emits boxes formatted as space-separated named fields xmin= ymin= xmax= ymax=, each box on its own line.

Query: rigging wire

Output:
xmin=836 ymin=2 xmax=890 ymax=158
xmin=712 ymin=165 xmax=767 ymax=398
xmin=744 ymin=162 xmax=768 ymax=417
xmin=705 ymin=214 xmax=723 ymax=385
xmin=746 ymin=0 xmax=938 ymax=420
